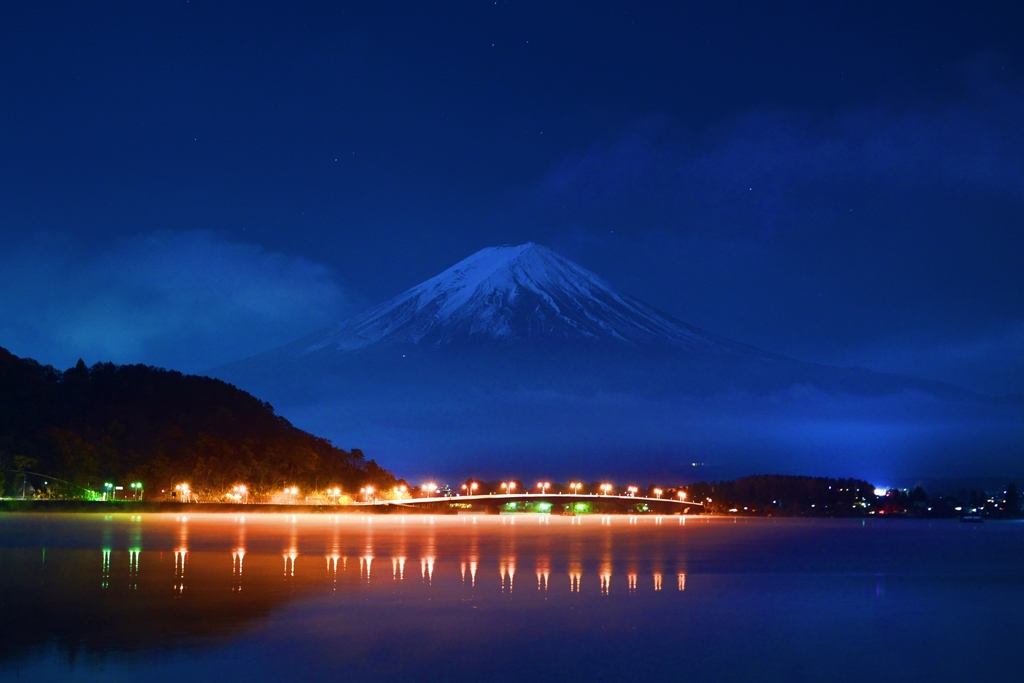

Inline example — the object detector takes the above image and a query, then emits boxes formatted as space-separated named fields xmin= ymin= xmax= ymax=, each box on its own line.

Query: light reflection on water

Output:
xmin=0 ymin=514 xmax=1022 ymax=682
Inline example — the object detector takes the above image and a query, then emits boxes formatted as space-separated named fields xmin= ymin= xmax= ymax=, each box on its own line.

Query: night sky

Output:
xmin=2 ymin=2 xmax=1023 ymax=399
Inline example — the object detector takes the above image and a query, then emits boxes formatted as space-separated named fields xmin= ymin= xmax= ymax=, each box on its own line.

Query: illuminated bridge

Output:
xmin=354 ymin=493 xmax=703 ymax=514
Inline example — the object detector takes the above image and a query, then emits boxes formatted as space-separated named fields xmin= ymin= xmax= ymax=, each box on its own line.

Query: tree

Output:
xmin=1005 ymin=483 xmax=1020 ymax=517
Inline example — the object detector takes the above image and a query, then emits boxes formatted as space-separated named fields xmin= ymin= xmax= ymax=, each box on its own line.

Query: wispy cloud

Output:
xmin=0 ymin=231 xmax=359 ymax=373
xmin=536 ymin=81 xmax=1024 ymax=395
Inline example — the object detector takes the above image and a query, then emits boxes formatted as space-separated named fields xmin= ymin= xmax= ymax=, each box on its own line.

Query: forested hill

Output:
xmin=0 ymin=347 xmax=397 ymax=499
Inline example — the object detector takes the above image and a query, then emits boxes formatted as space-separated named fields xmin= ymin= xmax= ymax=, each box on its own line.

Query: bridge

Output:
xmin=354 ymin=492 xmax=703 ymax=514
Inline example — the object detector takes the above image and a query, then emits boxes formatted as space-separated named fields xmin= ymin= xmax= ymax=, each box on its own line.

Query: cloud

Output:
xmin=541 ymin=85 xmax=1024 ymax=235
xmin=0 ymin=231 xmax=359 ymax=372
xmin=834 ymin=323 xmax=1024 ymax=397
xmin=534 ymin=82 xmax=1024 ymax=395
xmin=281 ymin=384 xmax=1024 ymax=483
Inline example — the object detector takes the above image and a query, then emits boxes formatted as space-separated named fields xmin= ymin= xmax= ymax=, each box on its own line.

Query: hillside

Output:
xmin=0 ymin=347 xmax=396 ymax=499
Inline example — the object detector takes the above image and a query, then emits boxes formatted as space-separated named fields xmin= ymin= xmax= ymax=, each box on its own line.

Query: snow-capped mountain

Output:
xmin=300 ymin=243 xmax=746 ymax=354
xmin=210 ymin=243 xmax=1021 ymax=479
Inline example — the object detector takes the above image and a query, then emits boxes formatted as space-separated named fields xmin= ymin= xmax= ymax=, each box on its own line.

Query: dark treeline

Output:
xmin=0 ymin=347 xmax=398 ymax=500
xmin=681 ymin=475 xmax=875 ymax=516
xmin=680 ymin=475 xmax=1021 ymax=518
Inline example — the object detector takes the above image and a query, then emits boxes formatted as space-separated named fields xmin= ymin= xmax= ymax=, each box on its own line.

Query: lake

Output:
xmin=0 ymin=513 xmax=1021 ymax=682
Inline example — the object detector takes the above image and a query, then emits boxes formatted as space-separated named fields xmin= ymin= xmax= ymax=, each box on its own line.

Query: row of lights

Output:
xmin=170 ymin=483 xmax=393 ymax=503
xmin=438 ymin=481 xmax=686 ymax=500
xmin=170 ymin=481 xmax=687 ymax=502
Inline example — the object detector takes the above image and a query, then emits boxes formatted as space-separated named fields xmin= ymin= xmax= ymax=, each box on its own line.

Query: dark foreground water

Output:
xmin=0 ymin=513 xmax=1021 ymax=682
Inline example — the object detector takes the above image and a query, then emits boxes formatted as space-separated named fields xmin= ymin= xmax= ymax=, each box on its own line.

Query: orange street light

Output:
xmin=627 ymin=486 xmax=639 ymax=497
xmin=600 ymin=483 xmax=612 ymax=496
xmin=175 ymin=483 xmax=192 ymax=502
xmin=537 ymin=482 xmax=551 ymax=494
xmin=569 ymin=482 xmax=582 ymax=494
xmin=653 ymin=488 xmax=663 ymax=499
xmin=678 ymin=491 xmax=687 ymax=501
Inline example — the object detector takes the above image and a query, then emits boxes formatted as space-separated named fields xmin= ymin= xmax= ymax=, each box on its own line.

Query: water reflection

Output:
xmin=48 ymin=515 xmax=701 ymax=608
xmin=0 ymin=514 xmax=1017 ymax=682
xmin=50 ymin=515 xmax=703 ymax=603
xmin=283 ymin=521 xmax=298 ymax=579
xmin=536 ymin=556 xmax=550 ymax=592
xmin=421 ymin=522 xmax=436 ymax=584
xmin=101 ymin=548 xmax=111 ymax=589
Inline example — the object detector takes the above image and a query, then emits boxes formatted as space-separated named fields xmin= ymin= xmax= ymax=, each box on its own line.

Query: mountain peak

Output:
xmin=301 ymin=243 xmax=734 ymax=353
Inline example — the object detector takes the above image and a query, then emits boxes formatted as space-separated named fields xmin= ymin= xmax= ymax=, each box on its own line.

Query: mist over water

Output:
xmin=2 ymin=513 xmax=1021 ymax=682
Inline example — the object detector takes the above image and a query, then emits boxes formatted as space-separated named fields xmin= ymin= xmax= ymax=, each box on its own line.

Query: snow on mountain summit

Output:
xmin=302 ymin=243 xmax=735 ymax=353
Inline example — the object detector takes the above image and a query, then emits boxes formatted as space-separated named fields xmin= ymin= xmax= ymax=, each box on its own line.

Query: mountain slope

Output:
xmin=301 ymin=243 xmax=755 ymax=354
xmin=210 ymin=243 xmax=1021 ymax=479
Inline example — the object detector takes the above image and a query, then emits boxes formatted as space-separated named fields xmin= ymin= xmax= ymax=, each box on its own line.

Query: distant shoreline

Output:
xmin=0 ymin=500 xmax=385 ymax=514
xmin=0 ymin=499 xmax=699 ymax=515
xmin=0 ymin=499 xmax=988 ymax=519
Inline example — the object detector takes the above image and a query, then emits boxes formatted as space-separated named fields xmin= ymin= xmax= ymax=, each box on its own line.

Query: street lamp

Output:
xmin=600 ymin=483 xmax=612 ymax=496
xmin=569 ymin=482 xmax=582 ymax=494
xmin=627 ymin=486 xmax=639 ymax=497
xmin=421 ymin=483 xmax=436 ymax=497
xmin=678 ymin=491 xmax=687 ymax=501
xmin=537 ymin=482 xmax=551 ymax=494
xmin=501 ymin=482 xmax=516 ymax=494
xmin=175 ymin=483 xmax=191 ymax=503
xmin=653 ymin=488 xmax=663 ymax=499
xmin=461 ymin=482 xmax=479 ymax=495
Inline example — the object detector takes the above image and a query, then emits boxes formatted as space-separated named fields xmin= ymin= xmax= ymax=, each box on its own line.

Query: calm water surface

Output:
xmin=0 ymin=513 xmax=1021 ymax=682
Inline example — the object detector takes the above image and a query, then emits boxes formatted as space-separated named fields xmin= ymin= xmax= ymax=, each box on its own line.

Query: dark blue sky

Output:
xmin=2 ymin=1 xmax=1023 ymax=396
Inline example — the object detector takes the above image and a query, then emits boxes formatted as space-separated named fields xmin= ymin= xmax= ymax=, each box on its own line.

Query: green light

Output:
xmin=537 ymin=503 xmax=551 ymax=512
